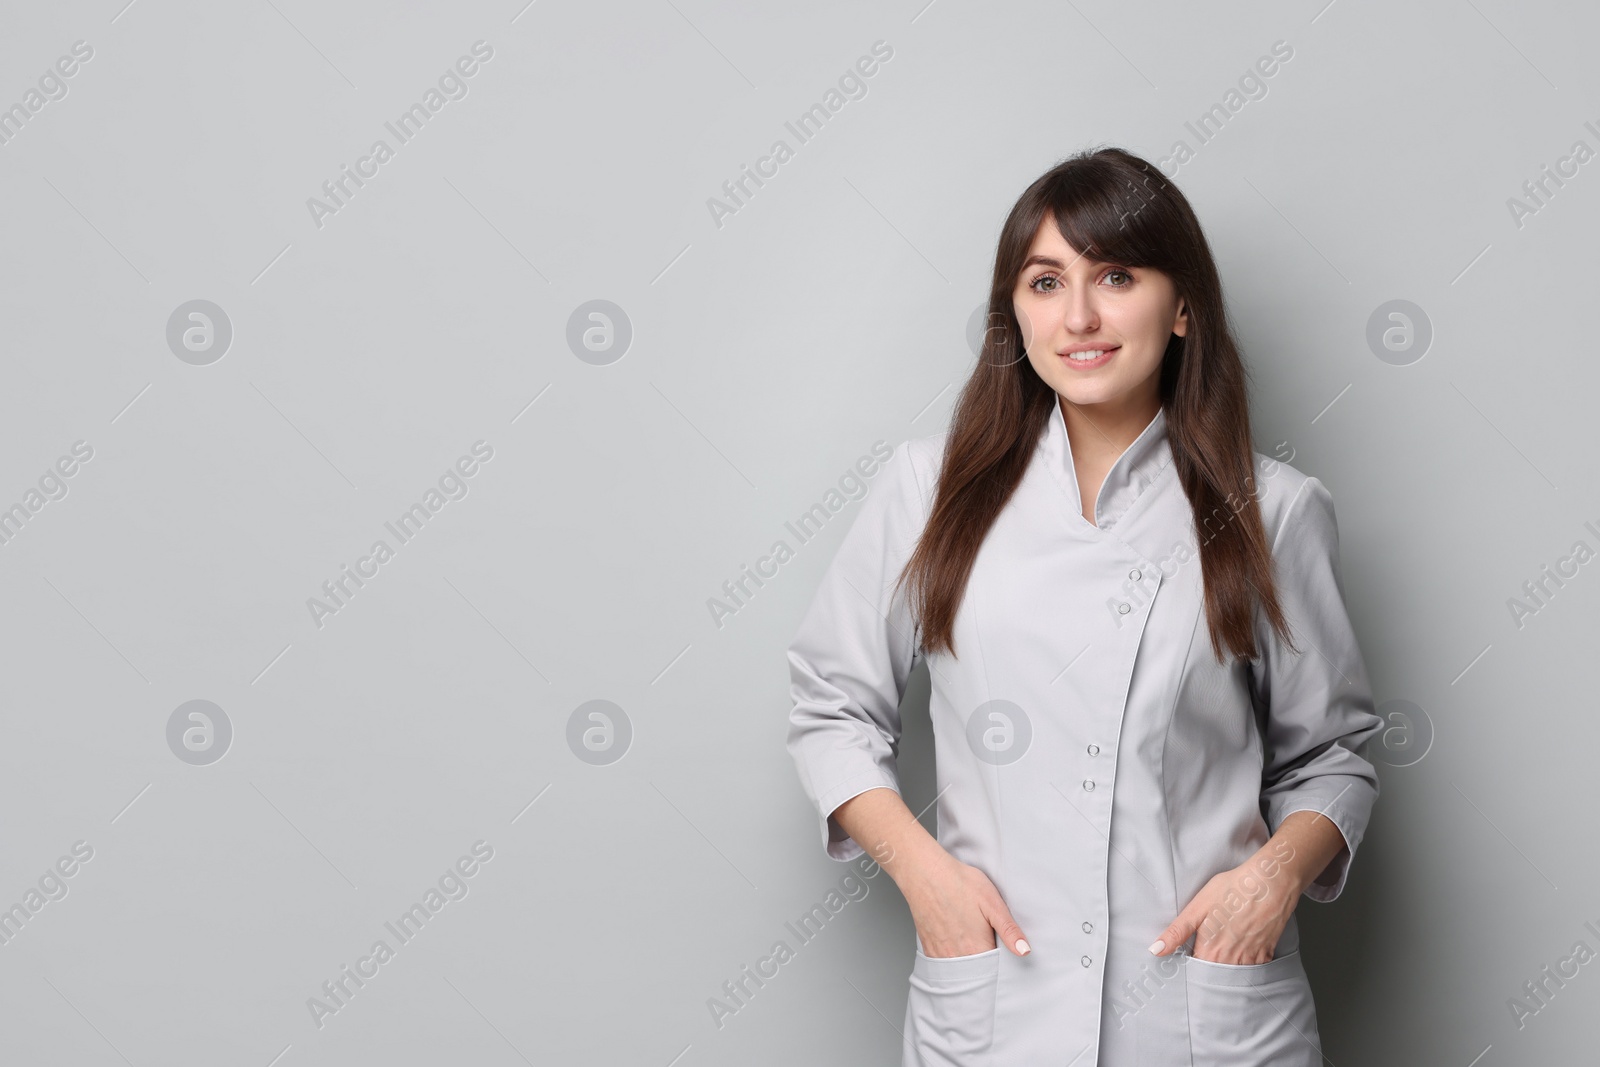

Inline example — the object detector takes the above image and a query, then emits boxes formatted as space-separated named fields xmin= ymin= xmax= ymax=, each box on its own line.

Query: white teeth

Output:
xmin=1068 ymin=349 xmax=1109 ymax=360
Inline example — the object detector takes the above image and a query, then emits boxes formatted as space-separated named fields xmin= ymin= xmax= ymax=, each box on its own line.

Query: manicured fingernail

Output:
xmin=1015 ymin=939 xmax=1029 ymax=955
xmin=1148 ymin=939 xmax=1165 ymax=954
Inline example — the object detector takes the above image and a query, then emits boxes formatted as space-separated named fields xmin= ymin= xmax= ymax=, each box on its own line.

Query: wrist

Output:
xmin=881 ymin=830 xmax=949 ymax=891
xmin=1246 ymin=838 xmax=1310 ymax=906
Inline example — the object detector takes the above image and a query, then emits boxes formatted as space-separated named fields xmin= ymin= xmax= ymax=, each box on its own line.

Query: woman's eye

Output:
xmin=1029 ymin=269 xmax=1131 ymax=292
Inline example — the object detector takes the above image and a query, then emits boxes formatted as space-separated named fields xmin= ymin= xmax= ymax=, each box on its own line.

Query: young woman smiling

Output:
xmin=787 ymin=146 xmax=1381 ymax=1066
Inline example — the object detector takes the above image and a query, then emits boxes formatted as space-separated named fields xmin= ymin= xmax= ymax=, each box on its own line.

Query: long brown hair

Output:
xmin=899 ymin=145 xmax=1295 ymax=664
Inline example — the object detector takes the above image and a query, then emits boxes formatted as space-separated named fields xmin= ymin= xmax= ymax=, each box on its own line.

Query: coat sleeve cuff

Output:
xmin=813 ymin=769 xmax=902 ymax=862
xmin=1263 ymin=775 xmax=1374 ymax=903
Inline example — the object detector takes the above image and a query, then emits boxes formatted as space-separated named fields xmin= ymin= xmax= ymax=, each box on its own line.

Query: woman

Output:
xmin=785 ymin=146 xmax=1382 ymax=1066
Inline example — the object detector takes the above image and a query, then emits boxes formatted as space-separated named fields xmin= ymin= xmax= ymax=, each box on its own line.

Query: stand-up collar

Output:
xmin=1039 ymin=397 xmax=1173 ymax=532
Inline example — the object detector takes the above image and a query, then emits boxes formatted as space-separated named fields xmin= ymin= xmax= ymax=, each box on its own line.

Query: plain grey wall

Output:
xmin=2 ymin=1 xmax=1597 ymax=1064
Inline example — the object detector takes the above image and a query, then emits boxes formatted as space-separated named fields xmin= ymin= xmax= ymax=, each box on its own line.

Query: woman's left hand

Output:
xmin=1146 ymin=843 xmax=1301 ymax=965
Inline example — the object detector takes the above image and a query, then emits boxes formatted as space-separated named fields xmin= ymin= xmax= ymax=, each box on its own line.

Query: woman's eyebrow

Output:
xmin=1021 ymin=251 xmax=1105 ymax=271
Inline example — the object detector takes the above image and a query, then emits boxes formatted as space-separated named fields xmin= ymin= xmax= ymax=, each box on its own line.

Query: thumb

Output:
xmin=1148 ymin=910 xmax=1199 ymax=958
xmin=983 ymin=898 xmax=1031 ymax=957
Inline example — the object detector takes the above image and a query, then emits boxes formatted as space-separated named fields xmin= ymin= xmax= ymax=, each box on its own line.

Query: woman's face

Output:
xmin=1011 ymin=215 xmax=1188 ymax=414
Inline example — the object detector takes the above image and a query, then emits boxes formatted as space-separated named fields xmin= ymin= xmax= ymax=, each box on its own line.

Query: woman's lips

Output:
xmin=1058 ymin=346 xmax=1118 ymax=369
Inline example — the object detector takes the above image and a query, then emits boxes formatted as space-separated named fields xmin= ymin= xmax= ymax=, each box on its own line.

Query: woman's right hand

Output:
xmin=902 ymin=849 xmax=1030 ymax=959
xmin=828 ymin=788 xmax=1029 ymax=958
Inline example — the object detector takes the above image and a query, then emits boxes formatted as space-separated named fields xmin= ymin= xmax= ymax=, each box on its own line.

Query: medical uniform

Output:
xmin=786 ymin=400 xmax=1382 ymax=1066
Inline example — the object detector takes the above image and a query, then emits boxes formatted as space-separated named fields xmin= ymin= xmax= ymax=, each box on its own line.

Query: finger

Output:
xmin=1149 ymin=912 xmax=1197 ymax=957
xmin=983 ymin=900 xmax=1030 ymax=956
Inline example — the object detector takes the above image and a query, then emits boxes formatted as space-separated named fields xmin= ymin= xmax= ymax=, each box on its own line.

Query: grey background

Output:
xmin=1 ymin=1 xmax=1596 ymax=1064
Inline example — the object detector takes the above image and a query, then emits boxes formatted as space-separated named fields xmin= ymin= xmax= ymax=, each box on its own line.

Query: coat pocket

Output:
xmin=903 ymin=943 xmax=1002 ymax=1065
xmin=1182 ymin=949 xmax=1322 ymax=1067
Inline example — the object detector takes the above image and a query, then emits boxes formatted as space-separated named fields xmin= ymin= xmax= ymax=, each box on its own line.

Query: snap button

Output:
xmin=1082 ymin=779 xmax=1094 ymax=791
xmin=1129 ymin=569 xmax=1141 ymax=580
xmin=1116 ymin=603 xmax=1130 ymax=615
xmin=1081 ymin=955 xmax=1092 ymax=967
xmin=1087 ymin=744 xmax=1099 ymax=755
xmin=1082 ymin=921 xmax=1093 ymax=933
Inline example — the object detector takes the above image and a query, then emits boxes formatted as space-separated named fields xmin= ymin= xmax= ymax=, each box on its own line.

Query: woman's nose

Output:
xmin=1062 ymin=284 xmax=1099 ymax=334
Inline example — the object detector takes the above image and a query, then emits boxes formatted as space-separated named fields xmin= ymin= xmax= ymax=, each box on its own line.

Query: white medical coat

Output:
xmin=786 ymin=401 xmax=1382 ymax=1066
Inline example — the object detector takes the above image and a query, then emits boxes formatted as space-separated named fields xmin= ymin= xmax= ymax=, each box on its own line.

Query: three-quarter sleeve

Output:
xmin=786 ymin=442 xmax=929 ymax=863
xmin=1251 ymin=475 xmax=1383 ymax=902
